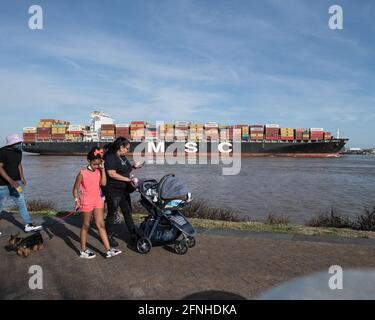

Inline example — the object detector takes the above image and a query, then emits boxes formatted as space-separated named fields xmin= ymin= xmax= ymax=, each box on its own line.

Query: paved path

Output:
xmin=1 ymin=212 xmax=375 ymax=300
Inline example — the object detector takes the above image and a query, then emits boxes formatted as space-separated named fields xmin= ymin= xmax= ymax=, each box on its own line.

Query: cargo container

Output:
xmin=101 ymin=124 xmax=115 ymax=130
xmin=37 ymin=127 xmax=52 ymax=133
xmin=68 ymin=125 xmax=83 ymax=131
xmin=23 ymin=133 xmax=37 ymax=142
xmin=23 ymin=127 xmax=37 ymax=133
xmin=310 ymin=128 xmax=324 ymax=141
xmin=324 ymin=132 xmax=332 ymax=140
xmin=51 ymin=134 xmax=65 ymax=141
xmin=265 ymin=125 xmax=280 ymax=141
xmin=175 ymin=121 xmax=190 ymax=127
xmin=146 ymin=126 xmax=157 ymax=137
xmin=249 ymin=125 xmax=264 ymax=141
xmin=241 ymin=125 xmax=249 ymax=141
xmin=280 ymin=128 xmax=294 ymax=141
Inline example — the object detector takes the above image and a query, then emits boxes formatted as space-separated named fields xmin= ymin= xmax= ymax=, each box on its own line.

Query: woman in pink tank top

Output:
xmin=72 ymin=147 xmax=121 ymax=259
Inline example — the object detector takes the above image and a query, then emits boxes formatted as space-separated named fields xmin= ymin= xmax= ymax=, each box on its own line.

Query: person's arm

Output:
xmin=107 ymin=170 xmax=132 ymax=182
xmin=132 ymin=161 xmax=145 ymax=169
xmin=99 ymin=161 xmax=107 ymax=187
xmin=19 ymin=164 xmax=26 ymax=186
xmin=0 ymin=162 xmax=18 ymax=189
xmin=72 ymin=172 xmax=83 ymax=209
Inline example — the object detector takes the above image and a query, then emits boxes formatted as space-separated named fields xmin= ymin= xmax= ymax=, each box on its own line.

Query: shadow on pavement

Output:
xmin=182 ymin=290 xmax=247 ymax=300
xmin=0 ymin=211 xmax=25 ymax=232
xmin=41 ymin=216 xmax=103 ymax=257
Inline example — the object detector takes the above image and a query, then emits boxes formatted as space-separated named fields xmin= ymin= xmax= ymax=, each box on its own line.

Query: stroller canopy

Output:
xmin=158 ymin=174 xmax=189 ymax=201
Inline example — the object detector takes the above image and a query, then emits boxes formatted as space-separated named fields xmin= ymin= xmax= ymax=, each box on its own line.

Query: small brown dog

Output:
xmin=9 ymin=232 xmax=44 ymax=258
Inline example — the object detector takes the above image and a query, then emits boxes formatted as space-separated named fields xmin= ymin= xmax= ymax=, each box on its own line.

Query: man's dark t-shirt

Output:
xmin=0 ymin=147 xmax=22 ymax=186
xmin=104 ymin=153 xmax=132 ymax=193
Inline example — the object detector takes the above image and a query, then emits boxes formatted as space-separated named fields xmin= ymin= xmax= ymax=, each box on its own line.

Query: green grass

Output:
xmin=10 ymin=199 xmax=375 ymax=239
xmin=22 ymin=210 xmax=375 ymax=240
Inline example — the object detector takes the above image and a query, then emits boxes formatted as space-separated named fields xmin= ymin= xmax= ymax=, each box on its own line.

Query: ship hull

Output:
xmin=22 ymin=139 xmax=348 ymax=157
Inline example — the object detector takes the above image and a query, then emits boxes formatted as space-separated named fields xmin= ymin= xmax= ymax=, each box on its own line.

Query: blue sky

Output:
xmin=0 ymin=0 xmax=374 ymax=147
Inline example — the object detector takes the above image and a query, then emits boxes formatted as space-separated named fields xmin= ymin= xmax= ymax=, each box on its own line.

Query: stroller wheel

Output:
xmin=174 ymin=240 xmax=188 ymax=255
xmin=186 ymin=236 xmax=196 ymax=248
xmin=136 ymin=237 xmax=152 ymax=254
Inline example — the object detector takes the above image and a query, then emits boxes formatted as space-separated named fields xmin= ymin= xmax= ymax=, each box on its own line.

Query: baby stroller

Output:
xmin=136 ymin=173 xmax=196 ymax=255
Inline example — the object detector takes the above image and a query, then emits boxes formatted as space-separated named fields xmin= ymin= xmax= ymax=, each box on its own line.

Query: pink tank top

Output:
xmin=80 ymin=168 xmax=102 ymax=205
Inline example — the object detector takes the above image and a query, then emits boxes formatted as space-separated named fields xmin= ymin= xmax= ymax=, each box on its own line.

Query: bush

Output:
xmin=353 ymin=206 xmax=375 ymax=231
xmin=183 ymin=199 xmax=245 ymax=222
xmin=265 ymin=214 xmax=289 ymax=225
xmin=10 ymin=199 xmax=56 ymax=212
xmin=305 ymin=208 xmax=353 ymax=229
xmin=133 ymin=198 xmax=245 ymax=222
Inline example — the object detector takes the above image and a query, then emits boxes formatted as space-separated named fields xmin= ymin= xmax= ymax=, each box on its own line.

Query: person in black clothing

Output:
xmin=103 ymin=137 xmax=143 ymax=247
xmin=0 ymin=134 xmax=42 ymax=233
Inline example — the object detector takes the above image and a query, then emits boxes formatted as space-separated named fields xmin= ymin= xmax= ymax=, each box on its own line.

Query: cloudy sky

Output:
xmin=0 ymin=0 xmax=374 ymax=147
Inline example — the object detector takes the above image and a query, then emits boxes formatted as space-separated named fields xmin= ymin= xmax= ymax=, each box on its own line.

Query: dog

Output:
xmin=8 ymin=231 xmax=44 ymax=258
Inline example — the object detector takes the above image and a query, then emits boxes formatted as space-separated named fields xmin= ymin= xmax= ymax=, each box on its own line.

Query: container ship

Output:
xmin=21 ymin=111 xmax=348 ymax=157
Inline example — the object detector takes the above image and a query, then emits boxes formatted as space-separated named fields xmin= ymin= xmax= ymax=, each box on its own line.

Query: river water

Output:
xmin=6 ymin=155 xmax=375 ymax=224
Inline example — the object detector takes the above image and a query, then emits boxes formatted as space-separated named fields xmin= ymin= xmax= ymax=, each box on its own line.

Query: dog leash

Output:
xmin=0 ymin=208 xmax=80 ymax=240
xmin=41 ymin=208 xmax=80 ymax=240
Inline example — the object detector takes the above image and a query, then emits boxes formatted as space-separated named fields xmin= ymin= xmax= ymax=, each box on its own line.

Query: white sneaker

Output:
xmin=25 ymin=223 xmax=42 ymax=233
xmin=80 ymin=249 xmax=96 ymax=259
xmin=106 ymin=248 xmax=122 ymax=259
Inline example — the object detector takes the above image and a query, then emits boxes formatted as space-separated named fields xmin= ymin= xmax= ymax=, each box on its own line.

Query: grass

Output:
xmin=8 ymin=199 xmax=375 ymax=240
xmin=265 ymin=213 xmax=290 ymax=225
xmin=9 ymin=199 xmax=57 ymax=217
xmin=306 ymin=206 xmax=375 ymax=232
xmin=306 ymin=208 xmax=352 ymax=229
xmin=87 ymin=213 xmax=375 ymax=239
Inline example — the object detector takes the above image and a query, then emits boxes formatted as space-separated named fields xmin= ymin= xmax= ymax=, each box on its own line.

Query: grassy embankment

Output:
xmin=11 ymin=199 xmax=375 ymax=239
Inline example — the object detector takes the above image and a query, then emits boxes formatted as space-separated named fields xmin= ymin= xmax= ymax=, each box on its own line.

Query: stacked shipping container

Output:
xmin=241 ymin=125 xmax=249 ymax=141
xmin=101 ymin=124 xmax=116 ymax=141
xmin=324 ymin=132 xmax=332 ymax=140
xmin=146 ymin=125 xmax=157 ymax=140
xmin=250 ymin=125 xmax=264 ymax=141
xmin=219 ymin=125 xmax=229 ymax=141
xmin=26 ymin=118 xmax=334 ymax=144
xmin=115 ymin=124 xmax=130 ymax=139
xmin=66 ymin=125 xmax=83 ymax=142
xmin=175 ymin=121 xmax=190 ymax=141
xmin=280 ymin=128 xmax=294 ymax=141
xmin=310 ymin=128 xmax=324 ymax=141
xmin=130 ymin=121 xmax=145 ymax=141
xmin=23 ymin=127 xmax=37 ymax=142
xmin=265 ymin=124 xmax=280 ymax=141
xmin=189 ymin=124 xmax=204 ymax=141
xmin=204 ymin=122 xmax=219 ymax=141
xmin=160 ymin=124 xmax=174 ymax=141
xmin=51 ymin=124 xmax=66 ymax=141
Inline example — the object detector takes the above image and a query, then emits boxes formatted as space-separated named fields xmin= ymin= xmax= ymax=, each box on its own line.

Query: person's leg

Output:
xmin=119 ymin=193 xmax=137 ymax=237
xmin=105 ymin=194 xmax=121 ymax=237
xmin=0 ymin=185 xmax=10 ymax=214
xmin=80 ymin=211 xmax=93 ymax=252
xmin=93 ymin=208 xmax=110 ymax=251
xmin=9 ymin=185 xmax=31 ymax=226
xmin=0 ymin=186 xmax=10 ymax=236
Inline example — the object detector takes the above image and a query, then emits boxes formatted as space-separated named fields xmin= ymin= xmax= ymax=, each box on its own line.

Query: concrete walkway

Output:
xmin=1 ymin=212 xmax=375 ymax=300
